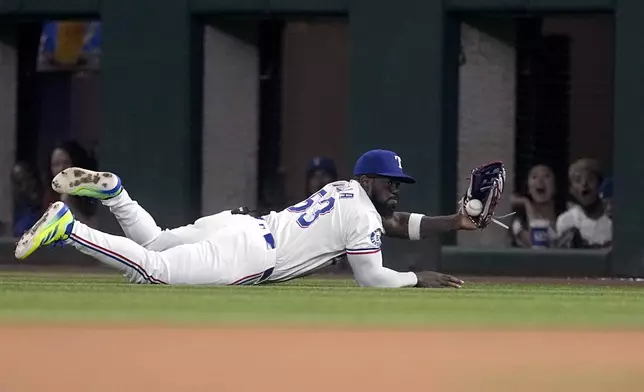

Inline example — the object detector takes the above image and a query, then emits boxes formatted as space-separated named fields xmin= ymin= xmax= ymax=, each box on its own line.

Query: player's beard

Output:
xmin=374 ymin=197 xmax=397 ymax=219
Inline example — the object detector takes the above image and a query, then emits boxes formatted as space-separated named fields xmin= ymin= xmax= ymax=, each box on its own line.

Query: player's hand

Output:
xmin=414 ymin=271 xmax=464 ymax=288
xmin=456 ymin=208 xmax=478 ymax=231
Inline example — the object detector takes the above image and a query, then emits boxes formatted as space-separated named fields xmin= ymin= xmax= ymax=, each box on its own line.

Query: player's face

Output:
xmin=366 ymin=176 xmax=401 ymax=218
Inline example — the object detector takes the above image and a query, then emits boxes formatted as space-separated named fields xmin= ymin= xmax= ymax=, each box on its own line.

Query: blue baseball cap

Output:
xmin=353 ymin=149 xmax=416 ymax=184
xmin=306 ymin=156 xmax=337 ymax=179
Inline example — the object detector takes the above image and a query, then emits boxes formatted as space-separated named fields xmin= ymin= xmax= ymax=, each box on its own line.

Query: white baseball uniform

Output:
xmin=262 ymin=180 xmax=417 ymax=287
xmin=69 ymin=190 xmax=276 ymax=285
xmin=263 ymin=180 xmax=383 ymax=281
xmin=70 ymin=179 xmax=418 ymax=287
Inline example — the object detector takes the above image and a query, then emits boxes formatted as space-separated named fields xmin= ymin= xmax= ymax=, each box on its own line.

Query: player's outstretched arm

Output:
xmin=345 ymin=206 xmax=463 ymax=288
xmin=346 ymin=251 xmax=463 ymax=288
xmin=382 ymin=211 xmax=476 ymax=240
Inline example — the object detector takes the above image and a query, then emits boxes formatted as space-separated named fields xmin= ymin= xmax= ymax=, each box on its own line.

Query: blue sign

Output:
xmin=37 ymin=21 xmax=101 ymax=72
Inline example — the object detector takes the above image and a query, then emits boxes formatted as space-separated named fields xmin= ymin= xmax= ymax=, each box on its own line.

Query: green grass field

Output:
xmin=1 ymin=271 xmax=644 ymax=328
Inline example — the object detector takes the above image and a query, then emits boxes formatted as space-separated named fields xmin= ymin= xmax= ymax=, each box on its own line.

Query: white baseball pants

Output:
xmin=68 ymin=190 xmax=276 ymax=285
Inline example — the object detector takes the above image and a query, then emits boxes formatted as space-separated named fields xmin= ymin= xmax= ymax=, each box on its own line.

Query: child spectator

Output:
xmin=556 ymin=159 xmax=612 ymax=248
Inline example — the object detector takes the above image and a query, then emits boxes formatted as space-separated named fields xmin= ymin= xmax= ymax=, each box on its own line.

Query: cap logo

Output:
xmin=394 ymin=155 xmax=402 ymax=169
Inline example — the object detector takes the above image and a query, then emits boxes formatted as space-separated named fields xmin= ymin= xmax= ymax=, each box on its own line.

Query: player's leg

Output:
xmin=15 ymin=202 xmax=276 ymax=285
xmin=72 ymin=217 xmax=276 ymax=285
xmin=102 ymin=190 xmax=241 ymax=252
xmin=101 ymin=188 xmax=210 ymax=251
xmin=51 ymin=168 xmax=205 ymax=251
xmin=15 ymin=202 xmax=169 ymax=283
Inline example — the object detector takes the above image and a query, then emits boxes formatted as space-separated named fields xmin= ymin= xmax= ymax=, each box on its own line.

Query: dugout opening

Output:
xmin=454 ymin=13 xmax=614 ymax=252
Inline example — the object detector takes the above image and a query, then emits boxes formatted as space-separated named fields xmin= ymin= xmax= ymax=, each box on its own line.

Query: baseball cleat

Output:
xmin=14 ymin=202 xmax=75 ymax=260
xmin=52 ymin=167 xmax=122 ymax=200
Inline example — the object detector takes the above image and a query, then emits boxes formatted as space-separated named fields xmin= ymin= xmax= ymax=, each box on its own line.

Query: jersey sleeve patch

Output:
xmin=370 ymin=229 xmax=382 ymax=247
xmin=346 ymin=229 xmax=382 ymax=255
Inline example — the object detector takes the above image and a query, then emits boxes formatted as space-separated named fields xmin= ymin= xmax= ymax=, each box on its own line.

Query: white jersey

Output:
xmin=263 ymin=180 xmax=384 ymax=282
xmin=556 ymin=205 xmax=612 ymax=247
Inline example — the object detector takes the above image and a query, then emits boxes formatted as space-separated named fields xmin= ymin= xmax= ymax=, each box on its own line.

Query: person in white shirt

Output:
xmin=15 ymin=149 xmax=480 ymax=288
xmin=556 ymin=159 xmax=612 ymax=248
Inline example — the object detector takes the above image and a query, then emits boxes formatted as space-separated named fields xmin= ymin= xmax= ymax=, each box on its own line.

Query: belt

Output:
xmin=257 ymin=217 xmax=274 ymax=283
xmin=231 ymin=206 xmax=275 ymax=250
xmin=231 ymin=206 xmax=264 ymax=219
xmin=228 ymin=206 xmax=275 ymax=285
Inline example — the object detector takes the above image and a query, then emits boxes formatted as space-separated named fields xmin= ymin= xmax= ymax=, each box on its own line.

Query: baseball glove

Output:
xmin=460 ymin=161 xmax=511 ymax=229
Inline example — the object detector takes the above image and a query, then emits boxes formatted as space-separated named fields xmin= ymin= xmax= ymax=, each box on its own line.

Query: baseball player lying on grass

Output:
xmin=14 ymin=149 xmax=507 ymax=288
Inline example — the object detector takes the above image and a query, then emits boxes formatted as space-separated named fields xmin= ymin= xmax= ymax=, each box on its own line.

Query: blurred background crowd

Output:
xmin=1 ymin=15 xmax=615 ymax=256
xmin=9 ymin=148 xmax=613 ymax=250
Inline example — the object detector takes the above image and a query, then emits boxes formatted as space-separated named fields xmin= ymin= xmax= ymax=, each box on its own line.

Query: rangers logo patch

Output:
xmin=370 ymin=229 xmax=382 ymax=247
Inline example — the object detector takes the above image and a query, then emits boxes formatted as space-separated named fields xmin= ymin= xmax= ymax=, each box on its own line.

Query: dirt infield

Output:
xmin=1 ymin=326 xmax=643 ymax=392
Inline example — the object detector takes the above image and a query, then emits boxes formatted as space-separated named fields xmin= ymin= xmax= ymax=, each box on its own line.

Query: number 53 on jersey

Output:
xmin=287 ymin=189 xmax=336 ymax=228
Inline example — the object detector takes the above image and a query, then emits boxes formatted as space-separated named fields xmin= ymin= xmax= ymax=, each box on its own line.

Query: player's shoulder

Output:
xmin=324 ymin=180 xmax=358 ymax=195
xmin=333 ymin=181 xmax=382 ymax=223
xmin=327 ymin=180 xmax=368 ymax=204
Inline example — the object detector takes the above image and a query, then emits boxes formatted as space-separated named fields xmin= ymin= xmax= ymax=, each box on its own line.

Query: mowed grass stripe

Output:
xmin=0 ymin=273 xmax=644 ymax=327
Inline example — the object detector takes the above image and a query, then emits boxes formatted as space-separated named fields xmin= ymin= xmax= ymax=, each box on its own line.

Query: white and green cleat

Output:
xmin=14 ymin=201 xmax=75 ymax=260
xmin=52 ymin=167 xmax=122 ymax=200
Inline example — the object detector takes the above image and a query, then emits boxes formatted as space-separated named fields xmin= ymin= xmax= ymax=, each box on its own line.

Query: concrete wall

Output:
xmin=200 ymin=20 xmax=350 ymax=214
xmin=457 ymin=19 xmax=516 ymax=247
xmin=201 ymin=23 xmax=259 ymax=215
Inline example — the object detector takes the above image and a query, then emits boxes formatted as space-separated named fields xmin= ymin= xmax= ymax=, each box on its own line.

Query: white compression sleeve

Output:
xmin=346 ymin=251 xmax=418 ymax=288
xmin=408 ymin=213 xmax=424 ymax=240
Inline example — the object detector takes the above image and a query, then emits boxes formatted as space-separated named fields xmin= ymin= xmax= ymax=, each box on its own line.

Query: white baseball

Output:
xmin=465 ymin=199 xmax=483 ymax=217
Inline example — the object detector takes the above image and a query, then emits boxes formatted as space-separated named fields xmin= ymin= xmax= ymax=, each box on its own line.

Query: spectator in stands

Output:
xmin=510 ymin=164 xmax=564 ymax=248
xmin=305 ymin=156 xmax=338 ymax=197
xmin=556 ymin=158 xmax=612 ymax=248
xmin=46 ymin=140 xmax=99 ymax=226
xmin=11 ymin=161 xmax=43 ymax=237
